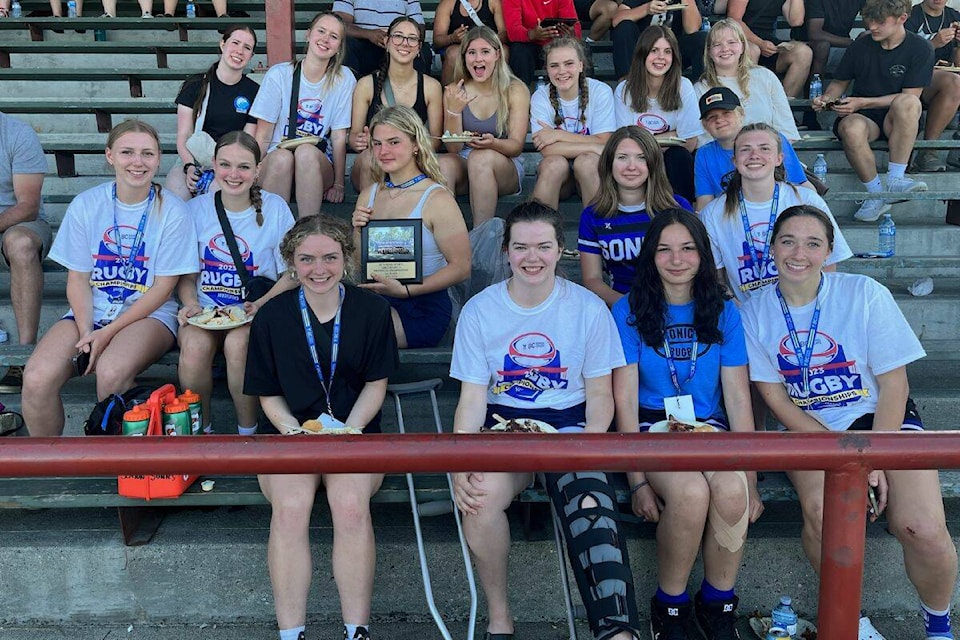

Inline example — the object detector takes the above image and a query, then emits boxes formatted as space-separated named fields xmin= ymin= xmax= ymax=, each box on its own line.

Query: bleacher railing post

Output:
xmin=265 ymin=0 xmax=296 ymax=65
xmin=818 ymin=466 xmax=868 ymax=638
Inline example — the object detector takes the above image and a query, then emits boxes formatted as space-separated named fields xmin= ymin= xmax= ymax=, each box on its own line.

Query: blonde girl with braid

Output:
xmin=530 ymin=37 xmax=616 ymax=210
xmin=178 ymin=131 xmax=296 ymax=435
xmin=166 ymin=25 xmax=260 ymax=201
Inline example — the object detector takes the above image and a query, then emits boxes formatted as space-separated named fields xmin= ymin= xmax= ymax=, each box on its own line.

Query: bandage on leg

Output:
xmin=702 ymin=471 xmax=750 ymax=553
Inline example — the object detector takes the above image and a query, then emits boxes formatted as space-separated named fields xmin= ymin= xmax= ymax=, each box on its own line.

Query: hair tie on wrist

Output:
xmin=405 ymin=284 xmax=412 ymax=299
xmin=630 ymin=480 xmax=649 ymax=494
xmin=446 ymin=109 xmax=462 ymax=117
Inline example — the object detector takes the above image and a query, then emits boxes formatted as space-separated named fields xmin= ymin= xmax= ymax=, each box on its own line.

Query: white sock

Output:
xmin=887 ymin=162 xmax=907 ymax=181
xmin=279 ymin=627 xmax=304 ymax=640
xmin=585 ymin=36 xmax=596 ymax=43
xmin=237 ymin=423 xmax=258 ymax=436
xmin=202 ymin=424 xmax=213 ymax=434
xmin=862 ymin=176 xmax=883 ymax=193
xmin=344 ymin=624 xmax=369 ymax=639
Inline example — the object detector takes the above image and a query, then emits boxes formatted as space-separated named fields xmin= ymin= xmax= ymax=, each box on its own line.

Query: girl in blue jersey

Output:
xmin=578 ymin=126 xmax=692 ymax=308
xmin=612 ymin=209 xmax=761 ymax=639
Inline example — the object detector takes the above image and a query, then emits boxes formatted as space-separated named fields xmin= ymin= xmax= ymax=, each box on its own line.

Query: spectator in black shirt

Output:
xmin=726 ymin=0 xmax=812 ymax=98
xmin=792 ymin=0 xmax=866 ymax=75
xmin=611 ymin=0 xmax=707 ymax=80
xmin=905 ymin=0 xmax=960 ymax=172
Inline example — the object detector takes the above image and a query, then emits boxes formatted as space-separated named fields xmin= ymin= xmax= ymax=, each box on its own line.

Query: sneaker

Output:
xmin=886 ymin=175 xmax=928 ymax=204
xmin=141 ymin=11 xmax=153 ymax=17
xmin=0 ymin=365 xmax=24 ymax=393
xmin=858 ymin=615 xmax=887 ymax=640
xmin=345 ymin=627 xmax=371 ymax=640
xmin=297 ymin=633 xmax=305 ymax=640
xmin=694 ymin=591 xmax=741 ymax=640
xmin=650 ymin=596 xmax=694 ymax=640
xmin=910 ymin=149 xmax=946 ymax=173
xmin=948 ymin=130 xmax=960 ymax=168
xmin=853 ymin=197 xmax=892 ymax=222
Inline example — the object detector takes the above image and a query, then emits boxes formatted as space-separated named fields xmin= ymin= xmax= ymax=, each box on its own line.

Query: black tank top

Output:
xmin=448 ymin=0 xmax=496 ymax=33
xmin=367 ymin=71 xmax=429 ymax=126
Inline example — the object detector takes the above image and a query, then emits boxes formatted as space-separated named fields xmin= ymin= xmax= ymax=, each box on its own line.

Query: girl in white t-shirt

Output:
xmin=699 ymin=123 xmax=852 ymax=305
xmin=614 ymin=25 xmax=702 ymax=203
xmin=177 ymin=131 xmax=296 ymax=435
xmin=529 ymin=37 xmax=616 ymax=210
xmin=450 ymin=201 xmax=641 ymax=640
xmin=250 ymin=12 xmax=357 ymax=217
xmin=694 ymin=19 xmax=800 ymax=142
xmin=741 ymin=205 xmax=958 ymax=640
xmin=22 ymin=120 xmax=199 ymax=436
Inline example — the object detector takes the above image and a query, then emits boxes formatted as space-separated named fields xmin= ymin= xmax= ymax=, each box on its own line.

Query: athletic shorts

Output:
xmin=833 ymin=108 xmax=889 ymax=141
xmin=0 ymin=217 xmax=51 ymax=269
xmin=386 ymin=288 xmax=452 ymax=348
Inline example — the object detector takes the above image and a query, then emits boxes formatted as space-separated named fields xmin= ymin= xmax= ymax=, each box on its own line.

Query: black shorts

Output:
xmin=847 ymin=397 xmax=923 ymax=432
xmin=574 ymin=0 xmax=594 ymax=21
xmin=832 ymin=108 xmax=889 ymax=141
xmin=758 ymin=50 xmax=779 ymax=72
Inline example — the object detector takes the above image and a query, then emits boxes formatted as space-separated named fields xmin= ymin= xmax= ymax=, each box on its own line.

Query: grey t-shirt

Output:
xmin=0 ymin=112 xmax=47 ymax=222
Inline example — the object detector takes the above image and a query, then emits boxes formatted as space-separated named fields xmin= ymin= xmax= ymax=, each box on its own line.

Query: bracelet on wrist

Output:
xmin=333 ymin=183 xmax=344 ymax=188
xmin=404 ymin=284 xmax=412 ymax=299
xmin=446 ymin=109 xmax=462 ymax=117
xmin=630 ymin=480 xmax=649 ymax=494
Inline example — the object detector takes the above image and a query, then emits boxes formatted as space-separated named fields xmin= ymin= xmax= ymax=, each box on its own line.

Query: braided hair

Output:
xmin=215 ymin=130 xmax=264 ymax=226
xmin=543 ymin=37 xmax=589 ymax=133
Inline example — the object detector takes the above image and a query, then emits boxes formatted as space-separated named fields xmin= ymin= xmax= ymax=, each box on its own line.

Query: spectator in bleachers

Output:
xmin=611 ymin=0 xmax=708 ymax=81
xmin=244 ymin=214 xmax=399 ymax=640
xmin=699 ymin=123 xmax=851 ymax=303
xmin=579 ymin=126 xmax=693 ymax=307
xmin=811 ymin=0 xmax=933 ymax=222
xmin=696 ymin=18 xmax=800 ymax=140
xmin=165 ymin=25 xmax=259 ymax=201
xmin=251 ymin=12 xmax=356 ymax=218
xmin=612 ymin=209 xmax=760 ymax=640
xmin=432 ymin=0 xmax=507 ymax=85
xmin=905 ymin=0 xmax=960 ymax=172
xmin=177 ymin=131 xmax=295 ymax=436
xmin=349 ymin=17 xmax=443 ymax=192
xmin=694 ymin=86 xmax=812 ymax=211
xmin=107 ymin=0 xmax=179 ymax=17
xmin=501 ymin=0 xmax=581 ymax=87
xmin=351 ymin=106 xmax=470 ymax=348
xmin=614 ymin=25 xmax=701 ymax=203
xmin=450 ymin=200 xmax=642 ymax=640
xmin=576 ymin=0 xmax=619 ymax=53
xmin=440 ymin=26 xmax=529 ymax=226
xmin=742 ymin=204 xmax=959 ymax=640
xmin=0 ymin=112 xmax=51 ymax=393
xmin=530 ymin=38 xmax=616 ymax=210
xmin=334 ymin=0 xmax=430 ymax=78
xmin=21 ymin=120 xmax=198 ymax=436
xmin=0 ymin=2 xmax=8 ymax=17
xmin=790 ymin=0 xmax=865 ymax=77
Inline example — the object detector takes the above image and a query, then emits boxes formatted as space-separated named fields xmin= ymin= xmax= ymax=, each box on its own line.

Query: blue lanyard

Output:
xmin=775 ymin=277 xmax=824 ymax=396
xmin=299 ymin=284 xmax=344 ymax=419
xmin=663 ymin=333 xmax=698 ymax=394
xmin=385 ymin=173 xmax=427 ymax=189
xmin=110 ymin=183 xmax=155 ymax=300
xmin=737 ymin=183 xmax=779 ymax=277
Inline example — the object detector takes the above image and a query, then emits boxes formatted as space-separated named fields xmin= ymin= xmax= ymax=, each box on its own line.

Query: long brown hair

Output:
xmin=722 ymin=122 xmax=794 ymax=218
xmin=624 ymin=25 xmax=683 ymax=113
xmin=543 ymin=37 xmax=589 ymax=132
xmin=700 ymin=19 xmax=754 ymax=100
xmin=185 ymin=25 xmax=257 ymax=128
xmin=590 ymin=126 xmax=678 ymax=218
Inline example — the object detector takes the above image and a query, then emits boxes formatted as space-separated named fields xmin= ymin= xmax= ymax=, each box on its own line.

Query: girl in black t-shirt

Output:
xmin=243 ymin=215 xmax=398 ymax=640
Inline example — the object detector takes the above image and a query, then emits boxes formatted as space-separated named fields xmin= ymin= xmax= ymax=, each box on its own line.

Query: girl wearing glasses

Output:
xmin=349 ymin=17 xmax=444 ymax=192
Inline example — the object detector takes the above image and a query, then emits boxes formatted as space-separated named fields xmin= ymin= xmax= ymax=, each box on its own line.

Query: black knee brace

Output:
xmin=545 ymin=471 xmax=641 ymax=640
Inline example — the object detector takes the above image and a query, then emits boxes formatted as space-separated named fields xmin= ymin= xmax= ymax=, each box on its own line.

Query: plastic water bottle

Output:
xmin=701 ymin=16 xmax=710 ymax=31
xmin=186 ymin=1 xmax=196 ymax=18
xmin=67 ymin=0 xmax=77 ymax=17
xmin=812 ymin=153 xmax=827 ymax=185
xmin=879 ymin=213 xmax=896 ymax=257
xmin=771 ymin=596 xmax=798 ymax=637
xmin=809 ymin=73 xmax=822 ymax=100
xmin=10 ymin=0 xmax=21 ymax=18
xmin=535 ymin=76 xmax=546 ymax=94
xmin=0 ymin=322 xmax=8 ymax=344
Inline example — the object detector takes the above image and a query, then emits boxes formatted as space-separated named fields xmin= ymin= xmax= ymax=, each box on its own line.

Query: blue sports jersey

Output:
xmin=578 ymin=196 xmax=693 ymax=294
xmin=612 ymin=297 xmax=748 ymax=420
xmin=694 ymin=134 xmax=807 ymax=198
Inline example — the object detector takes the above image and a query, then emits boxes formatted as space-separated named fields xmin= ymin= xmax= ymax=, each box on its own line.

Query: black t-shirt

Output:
xmin=175 ymin=73 xmax=261 ymax=141
xmin=244 ymin=285 xmax=399 ymax=431
xmin=740 ymin=0 xmax=782 ymax=42
xmin=792 ymin=0 xmax=864 ymax=41
xmin=617 ymin=0 xmax=683 ymax=33
xmin=834 ymin=30 xmax=934 ymax=98
xmin=905 ymin=4 xmax=960 ymax=62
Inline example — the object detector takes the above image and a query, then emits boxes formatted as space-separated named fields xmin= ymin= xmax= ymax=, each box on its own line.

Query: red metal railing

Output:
xmin=3 ymin=430 xmax=958 ymax=637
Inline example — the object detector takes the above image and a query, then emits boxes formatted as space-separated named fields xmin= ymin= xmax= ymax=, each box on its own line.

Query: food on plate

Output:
xmin=483 ymin=414 xmax=558 ymax=433
xmin=819 ymin=97 xmax=847 ymax=111
xmin=667 ymin=416 xmax=716 ymax=433
xmin=189 ymin=305 xmax=247 ymax=328
xmin=293 ymin=419 xmax=362 ymax=435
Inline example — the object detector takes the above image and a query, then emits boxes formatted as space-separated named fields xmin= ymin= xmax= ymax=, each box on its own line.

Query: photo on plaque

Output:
xmin=361 ymin=219 xmax=423 ymax=284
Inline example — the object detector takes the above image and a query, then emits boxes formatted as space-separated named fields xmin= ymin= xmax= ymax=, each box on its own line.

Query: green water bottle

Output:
xmin=162 ymin=402 xmax=191 ymax=436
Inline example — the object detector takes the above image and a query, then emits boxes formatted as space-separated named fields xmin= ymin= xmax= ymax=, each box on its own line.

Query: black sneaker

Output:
xmin=297 ymin=633 xmax=305 ymax=640
xmin=344 ymin=627 xmax=371 ymax=640
xmin=694 ymin=590 xmax=740 ymax=640
xmin=0 ymin=365 xmax=23 ymax=393
xmin=650 ymin=596 xmax=694 ymax=640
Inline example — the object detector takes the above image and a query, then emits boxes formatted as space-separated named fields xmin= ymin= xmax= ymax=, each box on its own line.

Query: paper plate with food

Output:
xmin=187 ymin=305 xmax=251 ymax=330
xmin=276 ymin=135 xmax=322 ymax=150
xmin=482 ymin=413 xmax=558 ymax=433
xmin=748 ymin=615 xmax=817 ymax=639
xmin=286 ymin=419 xmax=363 ymax=435
xmin=441 ymin=130 xmax=482 ymax=143
xmin=649 ymin=416 xmax=721 ymax=433
xmin=657 ymin=136 xmax=686 ymax=147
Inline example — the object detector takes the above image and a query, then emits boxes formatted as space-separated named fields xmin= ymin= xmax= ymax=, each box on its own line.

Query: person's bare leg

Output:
xmin=466 ymin=149 xmax=519 ymax=225
xmin=883 ymin=94 xmax=923 ymax=165
xmin=350 ymin=149 xmax=374 ymax=193
xmin=2 ymin=226 xmax=44 ymax=344
xmin=49 ymin=0 xmax=63 ymax=16
xmin=137 ymin=0 xmax=151 ymax=14
xmin=572 ymin=152 xmax=601 ymax=208
xmin=389 ymin=308 xmax=408 ymax=350
xmin=775 ymin=42 xmax=812 ymax=98
xmin=837 ymin=114 xmax=881 ymax=182
xmin=177 ymin=323 xmax=222 ymax=430
xmin=921 ymin=71 xmax=960 ymax=141
xmin=786 ymin=469 xmax=825 ymax=572
xmin=259 ymin=148 xmax=295 ymax=202
xmin=810 ymin=40 xmax=829 ymax=76
xmin=646 ymin=471 xmax=710 ymax=594
xmin=530 ymin=156 xmax=572 ymax=210
xmin=211 ymin=0 xmax=226 ymax=15
xmin=587 ymin=0 xmax=618 ymax=41
xmin=93 ymin=318 xmax=174 ymax=400
xmin=324 ymin=473 xmax=384 ymax=623
xmin=293 ymin=145 xmax=332 ymax=217
xmin=701 ymin=471 xmax=749 ymax=590
xmin=100 ymin=0 xmax=116 ymax=15
xmin=162 ymin=0 xmax=176 ymax=15
xmin=21 ymin=319 xmax=79 ymax=436
xmin=164 ymin=167 xmax=195 ymax=201
xmin=223 ymin=325 xmax=259 ymax=427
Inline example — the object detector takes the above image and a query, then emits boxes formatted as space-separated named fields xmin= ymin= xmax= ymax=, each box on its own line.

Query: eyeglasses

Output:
xmin=390 ymin=32 xmax=421 ymax=47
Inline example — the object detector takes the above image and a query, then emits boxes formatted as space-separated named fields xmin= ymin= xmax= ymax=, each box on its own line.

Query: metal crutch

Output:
xmin=545 ymin=475 xmax=581 ymax=640
xmin=389 ymin=378 xmax=478 ymax=640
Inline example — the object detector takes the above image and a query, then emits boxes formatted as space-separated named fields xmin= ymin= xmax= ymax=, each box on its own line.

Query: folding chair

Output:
xmin=388 ymin=379 xmax=478 ymax=640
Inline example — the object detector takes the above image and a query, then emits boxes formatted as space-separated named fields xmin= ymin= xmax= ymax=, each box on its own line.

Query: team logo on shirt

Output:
xmin=888 ymin=64 xmax=906 ymax=78
xmin=654 ymin=324 xmax=711 ymax=360
xmin=91 ymin=224 xmax=150 ymax=301
xmin=494 ymin=332 xmax=569 ymax=401
xmin=199 ymin=233 xmax=258 ymax=306
xmin=285 ymin=97 xmax=326 ymax=138
xmin=636 ymin=113 xmax=668 ymax=135
xmin=234 ymin=95 xmax=251 ymax=113
xmin=775 ymin=330 xmax=869 ymax=409
xmin=736 ymin=221 xmax=779 ymax=292
xmin=558 ymin=115 xmax=590 ymax=136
